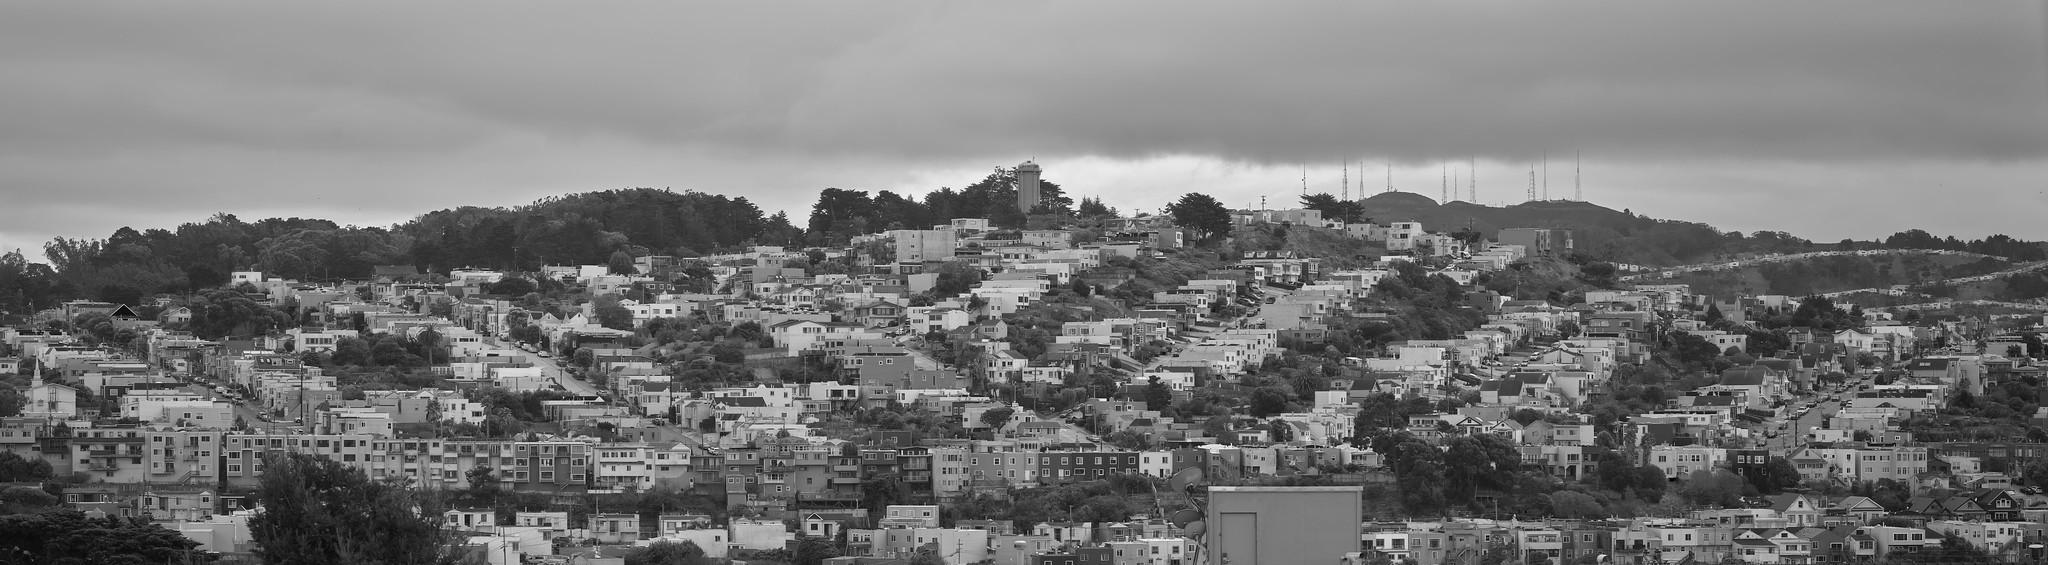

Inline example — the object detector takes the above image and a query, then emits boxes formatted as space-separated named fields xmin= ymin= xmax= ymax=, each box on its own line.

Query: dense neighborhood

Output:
xmin=5 ymin=173 xmax=2048 ymax=565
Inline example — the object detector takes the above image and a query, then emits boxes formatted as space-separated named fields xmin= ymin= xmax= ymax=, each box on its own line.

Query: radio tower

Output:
xmin=1441 ymin=164 xmax=1448 ymax=203
xmin=1342 ymin=161 xmax=1349 ymax=201
xmin=1469 ymin=157 xmax=1477 ymax=203
xmin=1542 ymin=152 xmax=1550 ymax=201
xmin=1575 ymin=151 xmax=1583 ymax=202
xmin=1301 ymin=166 xmax=1308 ymax=195
xmin=1452 ymin=167 xmax=1460 ymax=202
xmin=1385 ymin=163 xmax=1392 ymax=193
xmin=1527 ymin=165 xmax=1537 ymax=203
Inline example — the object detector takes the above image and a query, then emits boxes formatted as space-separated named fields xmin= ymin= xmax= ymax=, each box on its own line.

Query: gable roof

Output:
xmin=1767 ymin=494 xmax=1813 ymax=513
xmin=1720 ymin=365 xmax=1771 ymax=386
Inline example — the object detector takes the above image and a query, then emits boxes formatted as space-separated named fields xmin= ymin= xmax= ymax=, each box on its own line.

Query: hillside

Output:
xmin=1662 ymin=253 xmax=2007 ymax=298
xmin=3 ymin=177 xmax=2044 ymax=311
xmin=1354 ymin=193 xmax=1729 ymax=266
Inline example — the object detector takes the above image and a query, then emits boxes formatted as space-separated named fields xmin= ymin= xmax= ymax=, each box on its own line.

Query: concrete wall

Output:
xmin=1205 ymin=486 xmax=1363 ymax=565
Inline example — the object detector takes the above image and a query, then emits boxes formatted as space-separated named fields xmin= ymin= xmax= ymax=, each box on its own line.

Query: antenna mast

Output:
xmin=1385 ymin=162 xmax=1392 ymax=193
xmin=1527 ymin=165 xmax=1537 ymax=203
xmin=1342 ymin=161 xmax=1349 ymax=201
xmin=1575 ymin=151 xmax=1583 ymax=202
xmin=1441 ymin=164 xmax=1448 ymax=203
xmin=1301 ymin=166 xmax=1307 ymax=195
xmin=1542 ymin=152 xmax=1549 ymax=201
xmin=1469 ymin=157 xmax=1477 ymax=203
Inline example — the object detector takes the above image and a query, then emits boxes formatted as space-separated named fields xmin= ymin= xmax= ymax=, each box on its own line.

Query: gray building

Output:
xmin=1205 ymin=486 xmax=1363 ymax=565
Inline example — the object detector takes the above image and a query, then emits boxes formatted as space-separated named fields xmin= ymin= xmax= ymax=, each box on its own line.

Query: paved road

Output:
xmin=1816 ymin=261 xmax=2048 ymax=299
xmin=182 ymin=383 xmax=301 ymax=434
xmin=1620 ymin=248 xmax=2003 ymax=282
xmin=491 ymin=337 xmax=602 ymax=397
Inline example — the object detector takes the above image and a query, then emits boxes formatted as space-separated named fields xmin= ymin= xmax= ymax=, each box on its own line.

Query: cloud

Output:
xmin=0 ymin=1 xmax=2043 ymax=257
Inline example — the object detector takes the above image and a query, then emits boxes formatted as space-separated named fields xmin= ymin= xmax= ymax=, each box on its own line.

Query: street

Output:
xmin=493 ymin=336 xmax=603 ymax=398
xmin=181 ymin=382 xmax=303 ymax=434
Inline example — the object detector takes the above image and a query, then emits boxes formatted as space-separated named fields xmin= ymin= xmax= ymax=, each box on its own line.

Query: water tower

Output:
xmin=1015 ymin=160 xmax=1042 ymax=213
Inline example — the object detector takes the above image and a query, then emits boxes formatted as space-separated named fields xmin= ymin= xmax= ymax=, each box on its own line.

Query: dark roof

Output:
xmin=1908 ymin=358 xmax=1952 ymax=370
xmin=725 ymin=397 xmax=768 ymax=407
xmin=1692 ymin=396 xmax=1739 ymax=407
xmin=1719 ymin=366 xmax=1771 ymax=386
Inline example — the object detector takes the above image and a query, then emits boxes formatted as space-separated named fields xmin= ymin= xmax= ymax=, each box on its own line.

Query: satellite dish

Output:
xmin=1168 ymin=508 xmax=1203 ymax=528
xmin=1182 ymin=520 xmax=1206 ymax=538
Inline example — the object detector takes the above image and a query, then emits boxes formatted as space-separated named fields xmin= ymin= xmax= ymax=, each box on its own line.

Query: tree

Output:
xmin=608 ymin=250 xmax=638 ymax=275
xmin=861 ymin=472 xmax=907 ymax=515
xmin=1376 ymin=433 xmax=1448 ymax=515
xmin=1440 ymin=434 xmax=1521 ymax=504
xmin=594 ymin=298 xmax=635 ymax=331
xmin=1678 ymin=469 xmax=1747 ymax=508
xmin=979 ymin=407 xmax=1015 ymax=430
xmin=626 ymin=540 xmax=710 ymax=565
xmin=1634 ymin=466 xmax=1669 ymax=502
xmin=1077 ymin=197 xmax=1116 ymax=218
xmin=1268 ymin=418 xmax=1294 ymax=443
xmin=792 ymin=536 xmax=843 ymax=565
xmin=0 ymin=452 xmax=52 ymax=482
xmin=1746 ymin=457 xmax=1803 ymax=495
xmin=1549 ymin=491 xmax=1604 ymax=518
xmin=1299 ymin=193 xmax=1366 ymax=223
xmin=1248 ymin=387 xmax=1291 ymax=418
xmin=0 ymin=510 xmax=209 ymax=563
xmin=1165 ymin=193 xmax=1232 ymax=242
xmin=1144 ymin=377 xmax=1173 ymax=412
xmin=466 ymin=464 xmax=500 ymax=493
xmin=251 ymin=452 xmax=454 ymax=565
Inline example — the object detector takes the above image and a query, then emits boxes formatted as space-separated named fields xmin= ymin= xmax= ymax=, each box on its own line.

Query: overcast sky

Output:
xmin=2 ymin=2 xmax=2045 ymax=258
